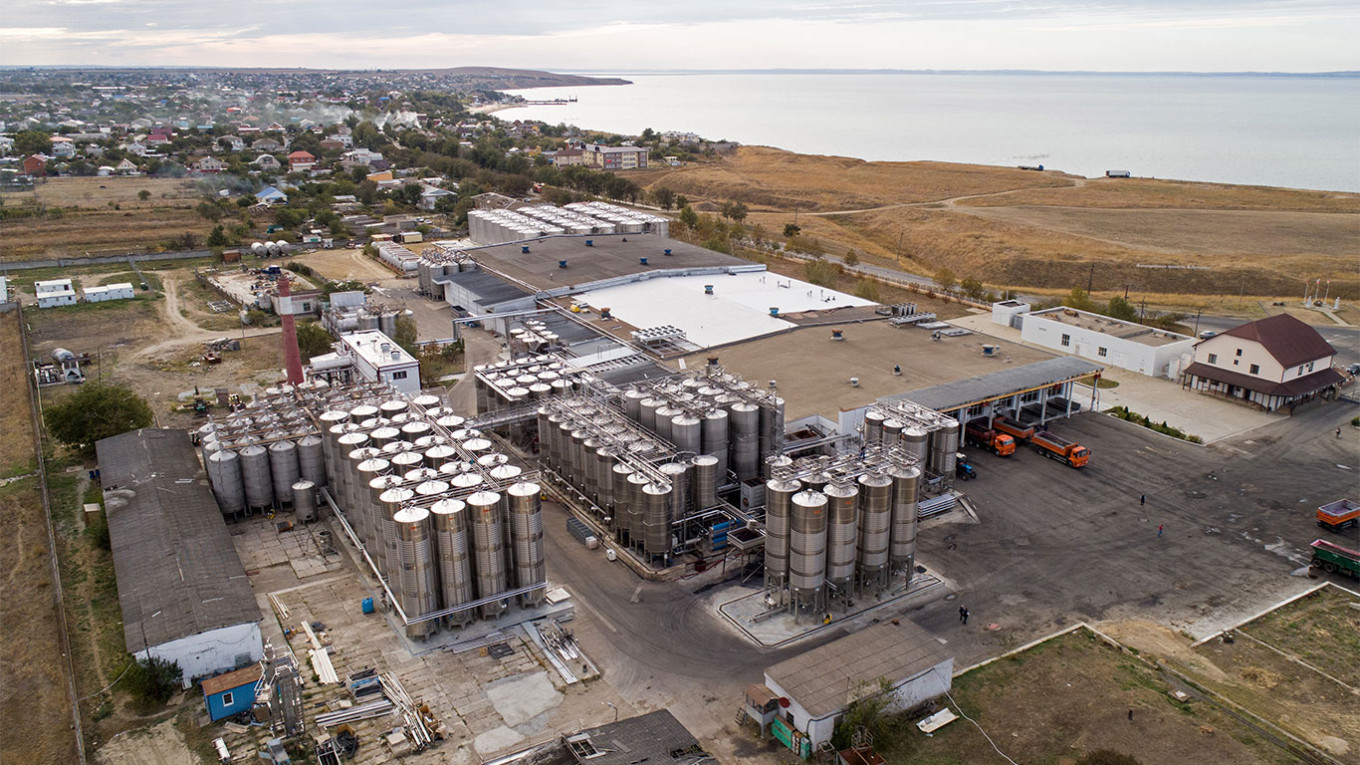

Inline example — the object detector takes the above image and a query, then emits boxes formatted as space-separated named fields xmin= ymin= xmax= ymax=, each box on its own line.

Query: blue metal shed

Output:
xmin=202 ymin=663 xmax=263 ymax=722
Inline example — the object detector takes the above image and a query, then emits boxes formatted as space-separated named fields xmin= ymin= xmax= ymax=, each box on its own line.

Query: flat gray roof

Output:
xmin=468 ymin=233 xmax=744 ymax=291
xmin=568 ymin=709 xmax=705 ymax=765
xmin=765 ymin=620 xmax=950 ymax=718
xmin=97 ymin=429 xmax=260 ymax=654
xmin=885 ymin=356 xmax=1104 ymax=413
xmin=434 ymin=267 xmax=532 ymax=307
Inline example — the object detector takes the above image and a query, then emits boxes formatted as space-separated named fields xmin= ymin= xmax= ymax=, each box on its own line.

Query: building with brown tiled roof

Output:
xmin=1182 ymin=313 xmax=1343 ymax=411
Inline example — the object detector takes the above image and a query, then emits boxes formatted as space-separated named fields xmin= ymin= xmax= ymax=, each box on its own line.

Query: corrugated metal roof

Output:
xmin=96 ymin=429 xmax=260 ymax=654
xmin=201 ymin=663 xmax=262 ymax=697
xmin=436 ymin=268 xmax=531 ymax=307
xmin=885 ymin=357 xmax=1103 ymax=413
xmin=765 ymin=620 xmax=950 ymax=718
xmin=1218 ymin=313 xmax=1337 ymax=368
xmin=568 ymin=709 xmax=704 ymax=765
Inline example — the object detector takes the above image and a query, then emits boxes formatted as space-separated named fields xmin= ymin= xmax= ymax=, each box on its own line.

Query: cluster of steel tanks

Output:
xmin=202 ymin=380 xmax=547 ymax=640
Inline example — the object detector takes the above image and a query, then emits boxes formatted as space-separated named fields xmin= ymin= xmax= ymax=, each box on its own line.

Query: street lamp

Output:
xmin=602 ymin=701 xmax=618 ymax=722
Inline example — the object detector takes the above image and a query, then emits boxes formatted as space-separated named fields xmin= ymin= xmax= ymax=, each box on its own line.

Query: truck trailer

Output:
xmin=1316 ymin=499 xmax=1359 ymax=532
xmin=991 ymin=415 xmax=1036 ymax=443
xmin=964 ymin=423 xmax=1016 ymax=456
xmin=1310 ymin=539 xmax=1359 ymax=579
xmin=1031 ymin=430 xmax=1090 ymax=468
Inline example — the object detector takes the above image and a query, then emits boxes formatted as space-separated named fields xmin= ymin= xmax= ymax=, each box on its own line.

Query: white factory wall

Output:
xmin=1021 ymin=313 xmax=1193 ymax=379
xmin=136 ymin=621 xmax=263 ymax=685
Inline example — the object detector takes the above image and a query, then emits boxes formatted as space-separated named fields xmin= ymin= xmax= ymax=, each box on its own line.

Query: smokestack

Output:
xmin=279 ymin=274 xmax=305 ymax=385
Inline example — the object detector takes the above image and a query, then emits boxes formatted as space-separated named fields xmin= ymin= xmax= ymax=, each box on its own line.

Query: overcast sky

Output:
xmin=2 ymin=0 xmax=1357 ymax=72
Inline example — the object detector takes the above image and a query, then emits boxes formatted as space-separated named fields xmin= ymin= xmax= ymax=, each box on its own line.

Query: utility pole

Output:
xmin=1193 ymin=307 xmax=1203 ymax=337
xmin=1087 ymin=263 xmax=1095 ymax=294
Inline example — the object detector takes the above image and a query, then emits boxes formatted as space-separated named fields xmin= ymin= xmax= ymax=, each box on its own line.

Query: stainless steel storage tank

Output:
xmin=641 ymin=482 xmax=673 ymax=556
xmin=594 ymin=447 xmax=616 ymax=511
xmin=467 ymin=490 xmax=508 ymax=618
xmin=888 ymin=465 xmax=921 ymax=577
xmin=507 ymin=482 xmax=546 ymax=606
xmin=239 ymin=444 xmax=274 ymax=510
xmin=702 ymin=409 xmax=729 ymax=479
xmin=902 ymin=426 xmax=930 ymax=465
xmin=863 ymin=409 xmax=886 ymax=445
xmin=729 ymin=402 xmax=761 ymax=481
xmin=624 ymin=472 xmax=650 ymax=545
xmin=763 ymin=479 xmax=800 ymax=590
xmin=609 ymin=462 xmax=634 ymax=529
xmin=377 ymin=481 xmax=412 ymax=583
xmin=393 ymin=505 xmax=439 ymax=639
xmin=639 ymin=398 xmax=661 ymax=433
xmin=789 ymin=490 xmax=829 ymax=615
xmin=671 ymin=415 xmax=702 ymax=455
xmin=659 ymin=462 xmax=690 ymax=519
xmin=758 ymin=397 xmax=785 ymax=458
xmin=692 ymin=454 xmax=719 ymax=510
xmin=297 ymin=435 xmax=326 ymax=488
xmin=354 ymin=457 xmax=390 ymax=558
xmin=268 ymin=440 xmax=300 ymax=506
xmin=823 ymin=482 xmax=859 ymax=597
xmin=929 ymin=420 xmax=960 ymax=480
xmin=856 ymin=473 xmax=893 ymax=592
xmin=425 ymin=444 xmax=458 ymax=469
xmin=206 ymin=449 xmax=245 ymax=514
xmin=430 ymin=498 xmax=475 ymax=628
xmin=292 ymin=480 xmax=317 ymax=522
xmin=653 ymin=406 xmax=679 ymax=443
xmin=882 ymin=418 xmax=905 ymax=443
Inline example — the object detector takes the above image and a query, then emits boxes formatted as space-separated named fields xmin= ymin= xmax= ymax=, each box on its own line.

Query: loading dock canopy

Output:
xmin=884 ymin=357 xmax=1103 ymax=414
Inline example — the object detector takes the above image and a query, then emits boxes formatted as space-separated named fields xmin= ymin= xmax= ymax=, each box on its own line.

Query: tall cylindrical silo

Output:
xmin=507 ymin=482 xmax=546 ymax=606
xmin=393 ymin=505 xmax=439 ymax=639
xmin=789 ymin=490 xmax=828 ymax=616
xmin=431 ymin=498 xmax=475 ymax=628
xmin=642 ymin=482 xmax=673 ymax=557
xmin=653 ymin=406 xmax=679 ymax=444
xmin=702 ymin=409 xmax=729 ymax=479
xmin=888 ymin=465 xmax=921 ymax=578
xmin=729 ymin=402 xmax=760 ymax=482
xmin=594 ymin=447 xmax=616 ymax=514
xmin=763 ymin=479 xmax=800 ymax=591
xmin=824 ymin=482 xmax=859 ymax=598
xmin=292 ymin=480 xmax=317 ymax=522
xmin=609 ymin=462 xmax=634 ymax=530
xmin=639 ymin=398 xmax=661 ymax=434
xmin=425 ymin=443 xmax=459 ymax=470
xmin=206 ymin=449 xmax=245 ymax=515
xmin=239 ymin=444 xmax=274 ymax=510
xmin=355 ymin=457 xmax=390 ymax=559
xmin=902 ymin=426 xmax=930 ymax=465
xmin=376 ymin=480 xmax=412 ymax=584
xmin=622 ymin=389 xmax=645 ymax=421
xmin=468 ymin=491 xmax=507 ymax=618
xmin=268 ymin=440 xmax=299 ymax=506
xmin=297 ymin=435 xmax=326 ymax=488
xmin=671 ymin=415 xmax=702 ymax=455
xmin=883 ymin=418 xmax=904 ymax=444
xmin=659 ymin=462 xmax=690 ymax=520
xmin=624 ymin=472 xmax=649 ymax=546
xmin=863 ymin=409 xmax=886 ymax=445
xmin=929 ymin=420 xmax=960 ymax=481
xmin=758 ymin=397 xmax=785 ymax=459
xmin=692 ymin=454 xmax=719 ymax=510
xmin=856 ymin=473 xmax=893 ymax=593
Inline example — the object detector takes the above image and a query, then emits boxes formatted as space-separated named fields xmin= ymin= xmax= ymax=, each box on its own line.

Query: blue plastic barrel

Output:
xmin=361 ymin=597 xmax=374 ymax=614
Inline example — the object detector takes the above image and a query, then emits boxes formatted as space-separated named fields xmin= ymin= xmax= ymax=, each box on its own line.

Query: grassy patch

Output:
xmin=1109 ymin=406 xmax=1203 ymax=444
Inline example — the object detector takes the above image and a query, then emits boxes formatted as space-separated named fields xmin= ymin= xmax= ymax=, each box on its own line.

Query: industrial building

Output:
xmin=35 ymin=278 xmax=78 ymax=308
xmin=97 ymin=429 xmax=264 ymax=682
xmin=1182 ymin=313 xmax=1343 ymax=411
xmin=82 ymin=282 xmax=136 ymax=303
xmin=757 ymin=619 xmax=953 ymax=754
xmin=320 ymin=290 xmax=403 ymax=337
xmin=884 ymin=356 xmax=1104 ymax=430
xmin=563 ymin=710 xmax=709 ymax=764
xmin=1017 ymin=306 xmax=1195 ymax=379
xmin=315 ymin=330 xmax=422 ymax=395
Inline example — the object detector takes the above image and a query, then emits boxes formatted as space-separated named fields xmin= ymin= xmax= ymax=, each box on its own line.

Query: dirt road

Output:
xmin=95 ymin=718 xmax=196 ymax=765
xmin=131 ymin=273 xmax=279 ymax=360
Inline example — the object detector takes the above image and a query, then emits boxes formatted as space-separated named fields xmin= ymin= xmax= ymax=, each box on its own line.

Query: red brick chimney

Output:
xmin=279 ymin=275 xmax=305 ymax=385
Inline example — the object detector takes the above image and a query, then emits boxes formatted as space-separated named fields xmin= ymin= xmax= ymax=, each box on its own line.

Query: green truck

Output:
xmin=1310 ymin=539 xmax=1360 ymax=579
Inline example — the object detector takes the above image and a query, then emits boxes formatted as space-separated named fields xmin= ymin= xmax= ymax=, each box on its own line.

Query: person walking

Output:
xmin=962 ymin=608 xmax=970 ymax=625
xmin=1338 ymin=427 xmax=1344 ymax=439
xmin=1128 ymin=709 xmax=1134 ymax=722
xmin=959 ymin=606 xmax=967 ymax=623
xmin=1158 ymin=524 xmax=1164 ymax=537
xmin=1140 ymin=494 xmax=1146 ymax=507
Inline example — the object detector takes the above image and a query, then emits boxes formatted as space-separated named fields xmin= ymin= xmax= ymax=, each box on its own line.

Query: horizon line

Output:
xmin=0 ymin=65 xmax=1356 ymax=77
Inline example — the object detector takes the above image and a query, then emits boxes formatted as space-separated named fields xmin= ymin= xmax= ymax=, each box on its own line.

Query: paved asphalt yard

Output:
xmin=539 ymin=399 xmax=1359 ymax=762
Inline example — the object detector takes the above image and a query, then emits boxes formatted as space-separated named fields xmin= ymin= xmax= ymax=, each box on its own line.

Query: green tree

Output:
xmin=1106 ymin=295 xmax=1139 ymax=321
xmin=14 ymin=130 xmax=53 ymax=156
xmin=843 ymin=249 xmax=860 ymax=267
xmin=125 ymin=656 xmax=182 ymax=706
xmin=206 ymin=225 xmax=228 ymax=247
xmin=677 ymin=205 xmax=699 ymax=230
xmin=294 ymin=321 xmax=334 ymax=363
xmin=804 ymin=258 xmax=842 ymax=287
xmin=1065 ymin=286 xmax=1098 ymax=312
xmin=722 ymin=201 xmax=748 ymax=222
xmin=783 ymin=223 xmax=801 ymax=238
xmin=934 ymin=267 xmax=957 ymax=292
xmin=195 ymin=200 xmax=223 ymax=221
xmin=853 ymin=278 xmax=880 ymax=302
xmin=137 ymin=189 xmax=151 ymax=201
xmin=959 ymin=277 xmax=987 ymax=300
xmin=45 ymin=382 xmax=154 ymax=457
xmin=392 ymin=313 xmax=419 ymax=356
xmin=675 ymin=195 xmax=689 ymax=209
xmin=651 ymin=186 xmax=676 ymax=210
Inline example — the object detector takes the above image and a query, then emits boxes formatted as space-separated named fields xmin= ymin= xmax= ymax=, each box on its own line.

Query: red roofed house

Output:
xmin=23 ymin=154 xmax=49 ymax=176
xmin=1181 ymin=313 xmax=1343 ymax=412
xmin=288 ymin=150 xmax=316 ymax=173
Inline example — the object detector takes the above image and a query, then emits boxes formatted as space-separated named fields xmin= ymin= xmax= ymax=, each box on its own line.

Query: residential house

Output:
xmin=0 ymin=136 xmax=14 ymax=155
xmin=1181 ymin=313 xmax=1344 ymax=412
xmin=194 ymin=156 xmax=225 ymax=174
xmin=220 ymin=136 xmax=245 ymax=153
xmin=23 ymin=154 xmax=49 ymax=176
xmin=251 ymin=138 xmax=283 ymax=153
xmin=319 ymin=138 xmax=345 ymax=153
xmin=124 ymin=141 xmax=149 ymax=157
xmin=551 ymin=148 xmax=585 ymax=167
xmin=115 ymin=158 xmax=139 ymax=175
xmin=288 ymin=150 xmax=316 ymax=173
xmin=203 ymin=664 xmax=262 ymax=722
xmin=255 ymin=186 xmax=289 ymax=205
xmin=50 ymin=136 xmax=76 ymax=158
xmin=582 ymin=143 xmax=649 ymax=170
xmin=419 ymin=184 xmax=455 ymax=211
xmin=252 ymin=154 xmax=281 ymax=171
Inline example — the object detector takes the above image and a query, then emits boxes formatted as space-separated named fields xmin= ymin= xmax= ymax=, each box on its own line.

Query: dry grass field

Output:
xmin=0 ymin=309 xmax=80 ymax=765
xmin=1 ymin=177 xmax=204 ymax=261
xmin=648 ymin=150 xmax=1360 ymax=299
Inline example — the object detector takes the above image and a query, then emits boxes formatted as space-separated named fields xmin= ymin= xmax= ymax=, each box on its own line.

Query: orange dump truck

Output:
xmin=1316 ymin=499 xmax=1359 ymax=532
xmin=1031 ymin=430 xmax=1090 ymax=468
xmin=991 ymin=415 xmax=1036 ymax=443
xmin=964 ymin=423 xmax=1016 ymax=456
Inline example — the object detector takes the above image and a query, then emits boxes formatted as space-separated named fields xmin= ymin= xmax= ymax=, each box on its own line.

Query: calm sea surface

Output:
xmin=504 ymin=73 xmax=1360 ymax=192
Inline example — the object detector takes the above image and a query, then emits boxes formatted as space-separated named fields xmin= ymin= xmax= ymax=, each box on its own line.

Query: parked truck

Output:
xmin=964 ymin=422 xmax=1016 ymax=456
xmin=1310 ymin=539 xmax=1360 ymax=579
xmin=1316 ymin=499 xmax=1359 ymax=532
xmin=991 ymin=415 xmax=1036 ymax=443
xmin=1031 ymin=430 xmax=1090 ymax=468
